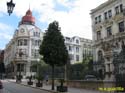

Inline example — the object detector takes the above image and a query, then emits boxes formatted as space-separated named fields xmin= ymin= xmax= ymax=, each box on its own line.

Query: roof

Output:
xmin=20 ymin=9 xmax=35 ymax=25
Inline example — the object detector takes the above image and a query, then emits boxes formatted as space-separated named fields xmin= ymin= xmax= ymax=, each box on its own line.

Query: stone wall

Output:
xmin=67 ymin=80 xmax=116 ymax=90
xmin=48 ymin=79 xmax=116 ymax=91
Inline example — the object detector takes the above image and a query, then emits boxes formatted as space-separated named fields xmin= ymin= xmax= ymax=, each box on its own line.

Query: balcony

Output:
xmin=104 ymin=50 xmax=113 ymax=57
xmin=94 ymin=23 xmax=102 ymax=31
xmin=94 ymin=39 xmax=103 ymax=46
xmin=113 ymin=13 xmax=124 ymax=22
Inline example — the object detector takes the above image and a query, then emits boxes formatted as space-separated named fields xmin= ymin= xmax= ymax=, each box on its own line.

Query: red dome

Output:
xmin=21 ymin=9 xmax=35 ymax=24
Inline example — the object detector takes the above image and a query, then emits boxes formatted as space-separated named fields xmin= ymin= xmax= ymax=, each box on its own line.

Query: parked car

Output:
xmin=84 ymin=75 xmax=97 ymax=81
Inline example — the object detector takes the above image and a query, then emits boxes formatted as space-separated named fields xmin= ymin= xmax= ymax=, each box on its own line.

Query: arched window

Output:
xmin=76 ymin=39 xmax=79 ymax=44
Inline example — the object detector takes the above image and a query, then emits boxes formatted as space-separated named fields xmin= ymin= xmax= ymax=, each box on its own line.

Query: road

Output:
xmin=1 ymin=80 xmax=101 ymax=93
xmin=1 ymin=80 xmax=51 ymax=93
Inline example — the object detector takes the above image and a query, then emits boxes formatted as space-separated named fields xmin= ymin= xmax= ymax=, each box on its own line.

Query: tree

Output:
xmin=39 ymin=21 xmax=69 ymax=90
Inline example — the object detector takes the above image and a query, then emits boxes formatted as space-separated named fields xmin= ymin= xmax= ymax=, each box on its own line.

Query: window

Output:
xmin=98 ymin=50 xmax=103 ymax=61
xmin=17 ymin=64 xmax=24 ymax=72
xmin=31 ymin=49 xmax=34 ymax=56
xmin=115 ymin=6 xmax=119 ymax=15
xmin=107 ymin=26 xmax=112 ymax=37
xmin=18 ymin=40 xmax=20 ymax=46
xmin=32 ymin=49 xmax=39 ymax=57
xmin=17 ymin=64 xmax=20 ymax=72
xmin=36 ymin=32 xmax=38 ymax=36
xmin=35 ymin=40 xmax=38 ymax=46
xmin=69 ymin=54 xmax=74 ymax=60
xmin=19 ymin=49 xmax=23 ymax=57
xmin=18 ymin=39 xmax=27 ymax=46
xmin=119 ymin=21 xmax=124 ymax=32
xmin=107 ymin=64 xmax=110 ymax=72
xmin=95 ymin=17 xmax=97 ymax=24
xmin=34 ymin=49 xmax=39 ymax=57
xmin=97 ymin=31 xmax=101 ymax=40
xmin=98 ymin=15 xmax=101 ymax=22
xmin=76 ymin=55 xmax=79 ymax=61
xmin=76 ymin=47 xmax=79 ymax=53
xmin=69 ymin=46 xmax=72 ymax=51
xmin=39 ymin=33 xmax=40 ymax=37
xmin=120 ymin=4 xmax=123 ymax=12
xmin=38 ymin=40 xmax=41 ymax=46
xmin=24 ymin=39 xmax=27 ymax=45
xmin=32 ymin=40 xmax=35 ymax=46
xmin=104 ymin=12 xmax=107 ymax=20
xmin=20 ymin=40 xmax=23 ymax=46
xmin=33 ymin=32 xmax=35 ymax=36
xmin=108 ymin=10 xmax=112 ymax=18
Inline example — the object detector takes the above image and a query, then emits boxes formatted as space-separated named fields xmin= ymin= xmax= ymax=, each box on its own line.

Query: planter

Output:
xmin=57 ymin=86 xmax=68 ymax=92
xmin=27 ymin=81 xmax=33 ymax=85
xmin=36 ymin=83 xmax=43 ymax=87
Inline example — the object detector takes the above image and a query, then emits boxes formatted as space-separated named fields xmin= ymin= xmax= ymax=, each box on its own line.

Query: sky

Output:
xmin=0 ymin=0 xmax=107 ymax=49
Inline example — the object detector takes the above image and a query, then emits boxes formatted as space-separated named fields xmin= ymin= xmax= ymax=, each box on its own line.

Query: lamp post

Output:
xmin=7 ymin=0 xmax=15 ymax=16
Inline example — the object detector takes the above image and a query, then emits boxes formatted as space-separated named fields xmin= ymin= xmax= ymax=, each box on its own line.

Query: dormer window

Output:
xmin=76 ymin=39 xmax=79 ymax=44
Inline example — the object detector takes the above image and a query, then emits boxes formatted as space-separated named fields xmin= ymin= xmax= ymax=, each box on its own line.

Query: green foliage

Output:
xmin=36 ymin=75 xmax=44 ymax=81
xmin=39 ymin=21 xmax=69 ymax=67
xmin=67 ymin=63 xmax=85 ymax=80
xmin=82 ymin=56 xmax=93 ymax=71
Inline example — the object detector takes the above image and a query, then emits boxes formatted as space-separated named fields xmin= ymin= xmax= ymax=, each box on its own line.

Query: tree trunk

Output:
xmin=52 ymin=65 xmax=55 ymax=90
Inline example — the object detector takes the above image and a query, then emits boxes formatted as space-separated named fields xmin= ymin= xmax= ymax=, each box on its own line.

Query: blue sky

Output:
xmin=0 ymin=0 xmax=107 ymax=49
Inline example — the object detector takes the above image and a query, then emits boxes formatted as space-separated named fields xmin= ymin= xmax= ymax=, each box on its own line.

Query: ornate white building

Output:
xmin=91 ymin=0 xmax=125 ymax=80
xmin=64 ymin=36 xmax=93 ymax=64
xmin=4 ymin=9 xmax=93 ymax=78
xmin=4 ymin=9 xmax=44 ymax=78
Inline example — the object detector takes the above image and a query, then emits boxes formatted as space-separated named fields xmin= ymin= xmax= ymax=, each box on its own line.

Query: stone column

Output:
xmin=26 ymin=38 xmax=31 ymax=76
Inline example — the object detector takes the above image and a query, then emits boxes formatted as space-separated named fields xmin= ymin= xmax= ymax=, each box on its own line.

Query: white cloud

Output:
xmin=36 ymin=0 xmax=108 ymax=39
xmin=0 ymin=0 xmax=108 ymax=40
xmin=0 ymin=23 xmax=13 ymax=40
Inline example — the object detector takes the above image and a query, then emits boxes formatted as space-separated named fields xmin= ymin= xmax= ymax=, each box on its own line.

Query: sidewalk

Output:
xmin=8 ymin=79 xmax=100 ymax=93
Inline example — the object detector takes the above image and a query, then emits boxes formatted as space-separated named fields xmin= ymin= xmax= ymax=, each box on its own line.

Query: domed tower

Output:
xmin=19 ymin=9 xmax=35 ymax=25
xmin=7 ymin=9 xmax=44 ymax=78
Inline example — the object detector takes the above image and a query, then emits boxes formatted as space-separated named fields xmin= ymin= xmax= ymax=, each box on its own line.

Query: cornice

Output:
xmin=91 ymin=0 xmax=117 ymax=14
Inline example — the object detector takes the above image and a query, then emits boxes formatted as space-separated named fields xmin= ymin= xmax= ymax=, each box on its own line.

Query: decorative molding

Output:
xmin=103 ymin=19 xmax=113 ymax=27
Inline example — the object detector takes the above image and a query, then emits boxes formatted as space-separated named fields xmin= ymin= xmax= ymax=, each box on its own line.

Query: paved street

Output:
xmin=0 ymin=79 xmax=102 ymax=93
xmin=1 ymin=80 xmax=50 ymax=93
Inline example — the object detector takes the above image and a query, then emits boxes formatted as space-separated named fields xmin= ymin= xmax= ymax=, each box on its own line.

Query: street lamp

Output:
xmin=7 ymin=0 xmax=15 ymax=16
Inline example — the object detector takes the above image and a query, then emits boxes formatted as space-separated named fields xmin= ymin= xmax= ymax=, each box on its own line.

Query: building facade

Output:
xmin=4 ymin=10 xmax=93 ymax=78
xmin=91 ymin=0 xmax=125 ymax=80
xmin=4 ymin=9 xmax=44 ymax=78
xmin=64 ymin=36 xmax=93 ymax=64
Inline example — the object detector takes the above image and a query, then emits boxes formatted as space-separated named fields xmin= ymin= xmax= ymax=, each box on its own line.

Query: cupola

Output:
xmin=19 ymin=9 xmax=35 ymax=25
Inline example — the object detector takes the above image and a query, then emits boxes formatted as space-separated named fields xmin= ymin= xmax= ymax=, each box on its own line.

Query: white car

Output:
xmin=84 ymin=75 xmax=97 ymax=81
